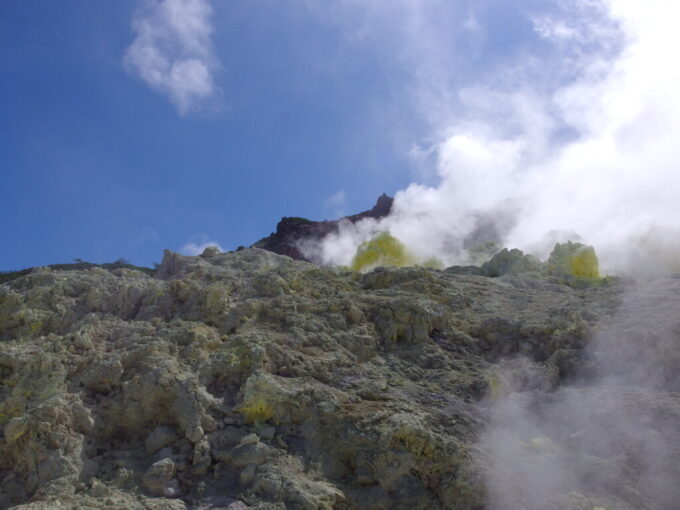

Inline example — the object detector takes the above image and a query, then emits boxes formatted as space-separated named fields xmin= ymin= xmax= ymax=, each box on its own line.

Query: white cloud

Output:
xmin=310 ymin=0 xmax=680 ymax=274
xmin=135 ymin=226 xmax=160 ymax=245
xmin=124 ymin=0 xmax=219 ymax=115
xmin=462 ymin=13 xmax=481 ymax=33
xmin=322 ymin=190 xmax=348 ymax=219
xmin=180 ymin=235 xmax=223 ymax=256
xmin=533 ymin=17 xmax=579 ymax=41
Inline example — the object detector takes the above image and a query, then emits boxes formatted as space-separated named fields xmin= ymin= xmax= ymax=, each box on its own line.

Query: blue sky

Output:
xmin=4 ymin=1 xmax=667 ymax=271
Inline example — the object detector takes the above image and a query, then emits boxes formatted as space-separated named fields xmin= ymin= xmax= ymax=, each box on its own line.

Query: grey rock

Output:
xmin=257 ymin=426 xmax=276 ymax=441
xmin=146 ymin=426 xmax=180 ymax=454
xmin=142 ymin=458 xmax=179 ymax=498
xmin=1 ymin=248 xmax=677 ymax=510
xmin=240 ymin=464 xmax=257 ymax=486
xmin=240 ymin=433 xmax=260 ymax=446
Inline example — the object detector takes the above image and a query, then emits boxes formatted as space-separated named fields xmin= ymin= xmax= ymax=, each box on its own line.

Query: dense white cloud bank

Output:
xmin=311 ymin=0 xmax=680 ymax=274
xmin=124 ymin=0 xmax=219 ymax=115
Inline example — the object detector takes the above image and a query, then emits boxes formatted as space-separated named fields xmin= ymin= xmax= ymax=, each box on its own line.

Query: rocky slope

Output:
xmin=0 ymin=248 xmax=678 ymax=509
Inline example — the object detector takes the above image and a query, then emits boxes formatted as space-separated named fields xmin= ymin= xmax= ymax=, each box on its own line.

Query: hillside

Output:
xmin=0 ymin=248 xmax=679 ymax=509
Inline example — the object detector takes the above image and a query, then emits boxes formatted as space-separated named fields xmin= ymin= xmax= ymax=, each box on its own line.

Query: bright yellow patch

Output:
xmin=548 ymin=241 xmax=601 ymax=282
xmin=569 ymin=246 xmax=600 ymax=279
xmin=391 ymin=426 xmax=435 ymax=458
xmin=238 ymin=396 xmax=275 ymax=425
xmin=350 ymin=232 xmax=415 ymax=272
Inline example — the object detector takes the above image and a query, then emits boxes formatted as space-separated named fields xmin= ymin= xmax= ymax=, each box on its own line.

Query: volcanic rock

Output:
xmin=0 ymin=248 xmax=679 ymax=509
xmin=253 ymin=193 xmax=394 ymax=261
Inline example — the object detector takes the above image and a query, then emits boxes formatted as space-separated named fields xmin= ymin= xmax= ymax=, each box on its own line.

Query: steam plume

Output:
xmin=311 ymin=1 xmax=680 ymax=274
xmin=481 ymin=277 xmax=680 ymax=510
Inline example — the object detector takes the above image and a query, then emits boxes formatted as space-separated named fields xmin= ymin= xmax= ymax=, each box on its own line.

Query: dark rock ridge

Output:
xmin=253 ymin=194 xmax=394 ymax=261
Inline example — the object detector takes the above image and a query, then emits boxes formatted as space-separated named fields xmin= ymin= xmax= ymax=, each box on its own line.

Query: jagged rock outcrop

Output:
xmin=479 ymin=248 xmax=541 ymax=277
xmin=0 ymin=249 xmax=678 ymax=509
xmin=253 ymin=194 xmax=393 ymax=262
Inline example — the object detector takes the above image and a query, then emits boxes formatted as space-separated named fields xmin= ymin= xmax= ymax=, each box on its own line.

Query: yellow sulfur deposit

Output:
xmin=569 ymin=246 xmax=600 ymax=279
xmin=238 ymin=396 xmax=275 ymax=425
xmin=350 ymin=232 xmax=415 ymax=272
xmin=486 ymin=371 xmax=503 ymax=401
xmin=547 ymin=241 xmax=600 ymax=281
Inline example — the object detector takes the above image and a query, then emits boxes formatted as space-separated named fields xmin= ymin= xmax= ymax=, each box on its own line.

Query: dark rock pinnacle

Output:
xmin=253 ymin=194 xmax=394 ymax=261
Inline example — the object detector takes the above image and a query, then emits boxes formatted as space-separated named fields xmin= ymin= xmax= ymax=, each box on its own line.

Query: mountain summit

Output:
xmin=253 ymin=194 xmax=393 ymax=261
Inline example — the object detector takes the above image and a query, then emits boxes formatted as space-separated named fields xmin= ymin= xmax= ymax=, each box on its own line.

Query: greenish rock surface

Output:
xmin=479 ymin=248 xmax=541 ymax=277
xmin=0 ymin=248 xmax=677 ymax=509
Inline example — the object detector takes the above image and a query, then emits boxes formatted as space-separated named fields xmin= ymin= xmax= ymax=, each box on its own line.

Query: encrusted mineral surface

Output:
xmin=0 ymin=248 xmax=678 ymax=509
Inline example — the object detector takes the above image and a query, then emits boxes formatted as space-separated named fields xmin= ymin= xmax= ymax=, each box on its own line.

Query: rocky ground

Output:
xmin=0 ymin=248 xmax=678 ymax=509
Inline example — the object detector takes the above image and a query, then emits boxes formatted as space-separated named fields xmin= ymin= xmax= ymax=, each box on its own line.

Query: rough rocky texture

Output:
xmin=253 ymin=194 xmax=393 ymax=261
xmin=479 ymin=249 xmax=541 ymax=277
xmin=0 ymin=248 xmax=677 ymax=509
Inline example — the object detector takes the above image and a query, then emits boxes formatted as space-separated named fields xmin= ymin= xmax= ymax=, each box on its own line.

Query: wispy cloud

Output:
xmin=124 ymin=0 xmax=219 ymax=115
xmin=180 ymin=234 xmax=223 ymax=256
xmin=323 ymin=190 xmax=348 ymax=219
xmin=462 ymin=13 xmax=481 ymax=34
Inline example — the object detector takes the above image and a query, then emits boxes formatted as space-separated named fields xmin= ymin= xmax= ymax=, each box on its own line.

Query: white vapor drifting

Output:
xmin=180 ymin=237 xmax=223 ymax=256
xmin=311 ymin=0 xmax=680 ymax=274
xmin=124 ymin=0 xmax=219 ymax=115
xmin=299 ymin=3 xmax=680 ymax=508
xmin=323 ymin=190 xmax=348 ymax=219
xmin=481 ymin=276 xmax=680 ymax=510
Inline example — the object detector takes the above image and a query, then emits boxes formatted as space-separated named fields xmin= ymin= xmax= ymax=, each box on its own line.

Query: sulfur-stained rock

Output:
xmin=547 ymin=241 xmax=601 ymax=283
xmin=480 ymin=248 xmax=541 ymax=277
xmin=1 ymin=247 xmax=673 ymax=510
xmin=200 ymin=246 xmax=221 ymax=258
